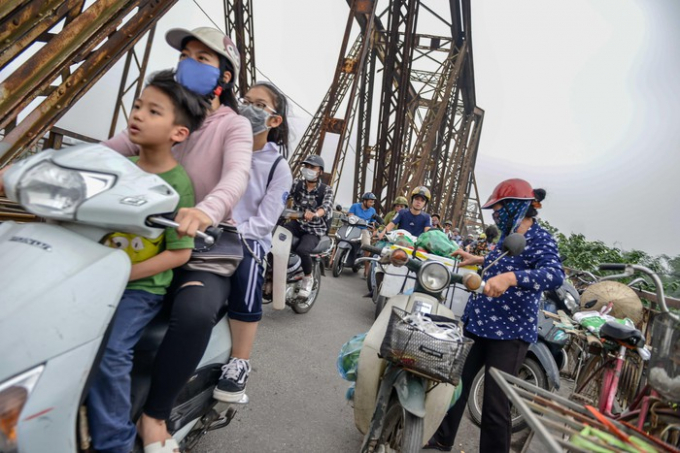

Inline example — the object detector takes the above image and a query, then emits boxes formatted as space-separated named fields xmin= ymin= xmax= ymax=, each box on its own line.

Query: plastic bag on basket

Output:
xmin=415 ymin=229 xmax=459 ymax=257
xmin=380 ymin=307 xmax=474 ymax=385
xmin=386 ymin=229 xmax=416 ymax=248
xmin=337 ymin=332 xmax=366 ymax=382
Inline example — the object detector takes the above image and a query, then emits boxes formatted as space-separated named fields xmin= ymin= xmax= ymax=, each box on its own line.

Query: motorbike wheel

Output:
xmin=468 ymin=357 xmax=547 ymax=433
xmin=332 ymin=249 xmax=345 ymax=278
xmin=374 ymin=396 xmax=424 ymax=453
xmin=291 ymin=262 xmax=321 ymax=314
xmin=366 ymin=261 xmax=376 ymax=293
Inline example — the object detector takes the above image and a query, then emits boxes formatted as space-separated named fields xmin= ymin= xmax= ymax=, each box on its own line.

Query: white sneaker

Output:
xmin=298 ymin=275 xmax=314 ymax=298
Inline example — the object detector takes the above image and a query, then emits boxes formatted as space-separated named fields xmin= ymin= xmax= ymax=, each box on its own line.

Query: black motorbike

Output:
xmin=331 ymin=214 xmax=381 ymax=277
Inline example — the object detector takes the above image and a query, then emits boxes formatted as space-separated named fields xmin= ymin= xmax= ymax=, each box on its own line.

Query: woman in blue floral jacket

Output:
xmin=426 ymin=178 xmax=564 ymax=453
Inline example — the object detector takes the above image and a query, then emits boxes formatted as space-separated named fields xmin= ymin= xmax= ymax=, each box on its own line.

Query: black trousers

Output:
xmin=431 ymin=332 xmax=529 ymax=453
xmin=283 ymin=221 xmax=320 ymax=275
xmin=144 ymin=269 xmax=230 ymax=420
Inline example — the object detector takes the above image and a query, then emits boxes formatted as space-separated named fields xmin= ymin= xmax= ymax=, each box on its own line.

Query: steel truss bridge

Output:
xmin=0 ymin=0 xmax=485 ymax=232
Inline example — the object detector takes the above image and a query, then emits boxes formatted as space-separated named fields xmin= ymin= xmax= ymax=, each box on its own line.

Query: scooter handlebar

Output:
xmin=361 ymin=244 xmax=383 ymax=255
xmin=598 ymin=263 xmax=627 ymax=271
xmin=147 ymin=215 xmax=215 ymax=245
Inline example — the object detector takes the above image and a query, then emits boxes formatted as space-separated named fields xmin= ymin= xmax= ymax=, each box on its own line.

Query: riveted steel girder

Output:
xmin=225 ymin=0 xmax=256 ymax=97
xmin=0 ymin=0 xmax=179 ymax=165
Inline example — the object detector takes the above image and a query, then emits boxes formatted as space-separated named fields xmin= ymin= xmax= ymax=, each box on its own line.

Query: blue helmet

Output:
xmin=362 ymin=192 xmax=377 ymax=201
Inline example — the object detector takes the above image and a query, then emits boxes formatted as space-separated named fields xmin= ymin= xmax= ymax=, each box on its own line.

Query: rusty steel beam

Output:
xmin=0 ymin=0 xmax=179 ymax=165
xmin=398 ymin=41 xmax=467 ymax=196
xmin=448 ymin=107 xmax=484 ymax=229
xmin=353 ymin=47 xmax=377 ymax=200
xmin=0 ymin=0 xmax=137 ymax=132
xmin=108 ymin=25 xmax=156 ymax=138
xmin=288 ymin=34 xmax=363 ymax=176
xmin=225 ymin=0 xmax=256 ymax=97
xmin=371 ymin=0 xmax=419 ymax=211
xmin=0 ymin=0 xmax=84 ymax=70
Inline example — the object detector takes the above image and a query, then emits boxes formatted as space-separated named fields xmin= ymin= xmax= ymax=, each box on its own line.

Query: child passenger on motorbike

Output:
xmin=212 ymin=82 xmax=293 ymax=403
xmin=425 ymin=179 xmax=564 ymax=453
xmin=377 ymin=186 xmax=432 ymax=240
xmin=103 ymin=27 xmax=252 ymax=451
xmin=87 ymin=70 xmax=209 ymax=453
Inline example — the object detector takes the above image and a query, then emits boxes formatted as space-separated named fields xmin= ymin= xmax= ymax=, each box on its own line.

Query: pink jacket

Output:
xmin=104 ymin=106 xmax=253 ymax=225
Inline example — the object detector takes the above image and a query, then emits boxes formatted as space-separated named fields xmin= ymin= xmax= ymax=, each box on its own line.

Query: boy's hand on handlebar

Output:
xmin=483 ymin=272 xmax=517 ymax=298
xmin=175 ymin=207 xmax=213 ymax=238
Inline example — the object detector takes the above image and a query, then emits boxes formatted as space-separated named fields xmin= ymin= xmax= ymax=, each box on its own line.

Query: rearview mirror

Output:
xmin=335 ymin=204 xmax=343 ymax=211
xmin=502 ymin=233 xmax=526 ymax=256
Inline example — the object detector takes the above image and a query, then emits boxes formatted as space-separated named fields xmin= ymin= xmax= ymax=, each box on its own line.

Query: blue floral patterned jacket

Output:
xmin=462 ymin=221 xmax=564 ymax=343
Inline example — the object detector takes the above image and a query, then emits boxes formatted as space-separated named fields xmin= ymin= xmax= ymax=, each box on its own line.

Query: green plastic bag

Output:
xmin=337 ymin=333 xmax=366 ymax=382
xmin=415 ymin=229 xmax=459 ymax=257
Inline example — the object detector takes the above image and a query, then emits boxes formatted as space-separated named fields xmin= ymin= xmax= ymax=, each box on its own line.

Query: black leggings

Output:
xmin=431 ymin=332 xmax=529 ymax=453
xmin=144 ymin=269 xmax=230 ymax=420
xmin=283 ymin=221 xmax=320 ymax=275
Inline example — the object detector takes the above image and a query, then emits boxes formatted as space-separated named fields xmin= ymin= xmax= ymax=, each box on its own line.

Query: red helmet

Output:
xmin=482 ymin=178 xmax=534 ymax=209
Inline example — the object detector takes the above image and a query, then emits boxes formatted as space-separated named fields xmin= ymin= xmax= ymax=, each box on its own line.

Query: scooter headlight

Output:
xmin=0 ymin=365 xmax=44 ymax=452
xmin=348 ymin=215 xmax=359 ymax=225
xmin=16 ymin=161 xmax=115 ymax=220
xmin=417 ymin=261 xmax=450 ymax=293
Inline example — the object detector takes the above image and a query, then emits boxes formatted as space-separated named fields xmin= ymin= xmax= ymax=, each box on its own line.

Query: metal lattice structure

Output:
xmin=290 ymin=0 xmax=484 ymax=230
xmin=225 ymin=0 xmax=256 ymax=97
xmin=1 ymin=0 xmax=482 ymax=231
xmin=0 ymin=0 xmax=180 ymax=166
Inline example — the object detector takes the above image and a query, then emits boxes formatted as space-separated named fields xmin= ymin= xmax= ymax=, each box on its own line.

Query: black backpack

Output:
xmin=292 ymin=179 xmax=331 ymax=232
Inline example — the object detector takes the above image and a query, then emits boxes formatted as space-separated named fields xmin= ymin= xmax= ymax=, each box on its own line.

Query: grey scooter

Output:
xmin=0 ymin=145 xmax=244 ymax=452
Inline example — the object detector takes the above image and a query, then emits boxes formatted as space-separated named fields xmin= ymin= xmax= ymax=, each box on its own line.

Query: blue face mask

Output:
xmin=175 ymin=58 xmax=221 ymax=96
xmin=492 ymin=199 xmax=531 ymax=236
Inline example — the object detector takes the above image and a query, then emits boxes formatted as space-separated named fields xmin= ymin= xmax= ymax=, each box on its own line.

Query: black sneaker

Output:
xmin=213 ymin=357 xmax=251 ymax=403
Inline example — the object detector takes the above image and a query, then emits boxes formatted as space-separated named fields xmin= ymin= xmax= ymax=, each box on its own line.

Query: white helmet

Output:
xmin=166 ymin=27 xmax=241 ymax=77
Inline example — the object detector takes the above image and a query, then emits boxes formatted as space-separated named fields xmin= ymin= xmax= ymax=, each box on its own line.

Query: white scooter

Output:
xmin=264 ymin=209 xmax=332 ymax=314
xmin=0 ymin=144 xmax=245 ymax=452
xmin=352 ymin=235 xmax=526 ymax=452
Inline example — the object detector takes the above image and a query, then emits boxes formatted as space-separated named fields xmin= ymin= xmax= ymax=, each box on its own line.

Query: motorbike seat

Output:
xmin=291 ymin=236 xmax=300 ymax=249
xmin=311 ymin=236 xmax=332 ymax=254
xmin=599 ymin=321 xmax=644 ymax=347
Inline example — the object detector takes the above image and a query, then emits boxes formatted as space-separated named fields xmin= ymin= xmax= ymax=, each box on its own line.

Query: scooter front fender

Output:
xmin=336 ymin=241 xmax=352 ymax=250
xmin=271 ymin=226 xmax=292 ymax=310
xmin=393 ymin=370 xmax=426 ymax=418
xmin=528 ymin=342 xmax=560 ymax=390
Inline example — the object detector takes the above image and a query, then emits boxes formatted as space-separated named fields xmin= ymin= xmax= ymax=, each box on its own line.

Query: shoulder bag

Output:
xmin=183 ymin=224 xmax=244 ymax=277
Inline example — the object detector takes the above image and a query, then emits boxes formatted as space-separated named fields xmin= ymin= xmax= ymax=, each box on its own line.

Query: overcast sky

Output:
xmin=49 ymin=0 xmax=679 ymax=257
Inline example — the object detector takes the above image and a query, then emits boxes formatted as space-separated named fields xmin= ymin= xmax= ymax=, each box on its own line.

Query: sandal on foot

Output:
xmin=143 ymin=438 xmax=180 ymax=453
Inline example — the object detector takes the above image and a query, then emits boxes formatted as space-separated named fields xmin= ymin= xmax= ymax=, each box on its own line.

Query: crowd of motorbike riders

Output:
xmin=0 ymin=25 xmax=565 ymax=453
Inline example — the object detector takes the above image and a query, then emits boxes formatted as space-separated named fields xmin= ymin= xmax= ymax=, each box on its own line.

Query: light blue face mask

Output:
xmin=175 ymin=57 xmax=221 ymax=96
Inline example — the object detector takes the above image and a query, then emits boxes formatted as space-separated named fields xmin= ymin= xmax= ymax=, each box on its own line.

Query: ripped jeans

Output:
xmin=143 ymin=270 xmax=231 ymax=420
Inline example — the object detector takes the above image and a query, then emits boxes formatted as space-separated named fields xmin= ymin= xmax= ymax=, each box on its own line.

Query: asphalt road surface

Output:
xmin=195 ymin=268 xmax=531 ymax=453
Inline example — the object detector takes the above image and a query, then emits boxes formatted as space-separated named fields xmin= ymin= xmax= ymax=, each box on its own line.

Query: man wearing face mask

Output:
xmin=284 ymin=155 xmax=334 ymax=298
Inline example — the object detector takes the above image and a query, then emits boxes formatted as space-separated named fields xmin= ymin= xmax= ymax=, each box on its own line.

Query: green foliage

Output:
xmin=537 ymin=220 xmax=680 ymax=297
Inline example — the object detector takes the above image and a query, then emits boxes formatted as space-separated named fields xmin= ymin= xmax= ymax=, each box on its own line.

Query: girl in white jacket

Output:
xmin=212 ymin=82 xmax=293 ymax=403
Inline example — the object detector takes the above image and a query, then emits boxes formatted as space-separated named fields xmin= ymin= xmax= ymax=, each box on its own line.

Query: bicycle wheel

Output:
xmin=572 ymin=355 xmax=607 ymax=408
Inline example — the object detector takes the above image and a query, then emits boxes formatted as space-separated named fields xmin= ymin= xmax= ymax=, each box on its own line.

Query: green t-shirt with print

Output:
xmin=105 ymin=158 xmax=195 ymax=295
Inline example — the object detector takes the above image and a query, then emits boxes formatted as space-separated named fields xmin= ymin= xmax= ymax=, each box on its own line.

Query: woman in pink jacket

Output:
xmin=103 ymin=27 xmax=252 ymax=452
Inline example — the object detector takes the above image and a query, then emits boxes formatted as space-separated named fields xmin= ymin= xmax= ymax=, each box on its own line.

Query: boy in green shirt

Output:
xmin=87 ymin=69 xmax=209 ymax=453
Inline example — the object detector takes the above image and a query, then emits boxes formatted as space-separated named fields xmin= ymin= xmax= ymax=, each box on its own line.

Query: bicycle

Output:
xmin=570 ymin=264 xmax=680 ymax=447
